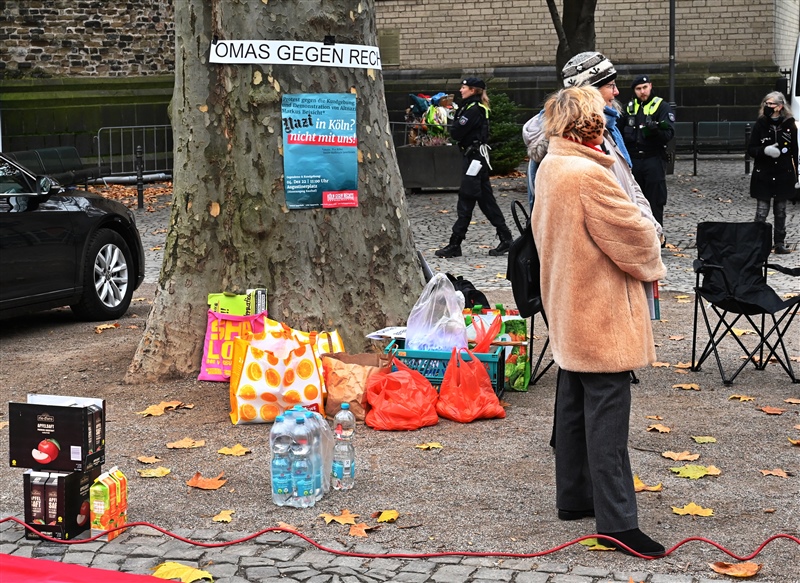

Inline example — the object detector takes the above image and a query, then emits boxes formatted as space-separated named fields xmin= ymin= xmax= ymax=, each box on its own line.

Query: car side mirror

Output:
xmin=35 ymin=176 xmax=55 ymax=197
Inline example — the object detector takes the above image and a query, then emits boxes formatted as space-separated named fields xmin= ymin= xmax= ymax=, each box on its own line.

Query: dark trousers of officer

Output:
xmin=555 ymin=369 xmax=639 ymax=533
xmin=755 ymin=198 xmax=788 ymax=246
xmin=631 ymin=155 xmax=668 ymax=228
xmin=450 ymin=155 xmax=510 ymax=242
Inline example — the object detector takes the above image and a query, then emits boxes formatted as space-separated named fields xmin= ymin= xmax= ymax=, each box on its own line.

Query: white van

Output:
xmin=791 ymin=34 xmax=800 ymax=123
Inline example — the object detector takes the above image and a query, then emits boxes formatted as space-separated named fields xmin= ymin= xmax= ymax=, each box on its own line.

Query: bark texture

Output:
xmin=547 ymin=0 xmax=598 ymax=79
xmin=127 ymin=0 xmax=423 ymax=382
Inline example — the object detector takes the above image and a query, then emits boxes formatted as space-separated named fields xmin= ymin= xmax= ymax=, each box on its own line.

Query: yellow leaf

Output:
xmin=651 ymin=361 xmax=671 ymax=368
xmin=0 ymin=421 xmax=9 ymax=430
xmin=705 ymin=465 xmax=722 ymax=476
xmin=415 ymin=442 xmax=443 ymax=450
xmin=672 ymin=502 xmax=714 ymax=516
xmin=151 ymin=561 xmax=213 ymax=583
xmin=217 ymin=444 xmax=251 ymax=456
xmin=94 ymin=322 xmax=120 ymax=334
xmin=647 ymin=423 xmax=671 ymax=433
xmin=662 ymin=450 xmax=700 ymax=461
xmin=784 ymin=397 xmax=800 ymax=405
xmin=790 ymin=437 xmax=800 ymax=446
xmin=277 ymin=521 xmax=298 ymax=530
xmin=759 ymin=468 xmax=789 ymax=478
xmin=213 ymin=509 xmax=235 ymax=523
xmin=671 ymin=464 xmax=718 ymax=479
xmin=729 ymin=394 xmax=754 ymax=402
xmin=645 ymin=415 xmax=663 ymax=420
xmin=692 ymin=435 xmax=717 ymax=444
xmin=319 ymin=509 xmax=359 ymax=525
xmin=137 ymin=455 xmax=162 ymax=464
xmin=186 ymin=471 xmax=227 ymax=490
xmin=136 ymin=400 xmax=185 ymax=417
xmin=673 ymin=369 xmax=689 ymax=374
xmin=674 ymin=295 xmax=690 ymax=299
xmin=708 ymin=561 xmax=762 ymax=577
xmin=795 ymin=425 xmax=800 ymax=430
xmin=673 ymin=362 xmax=693 ymax=370
xmin=376 ymin=510 xmax=399 ymax=523
xmin=167 ymin=437 xmax=205 ymax=449
xmin=731 ymin=327 xmax=756 ymax=336
xmin=669 ymin=335 xmax=685 ymax=341
xmin=673 ymin=383 xmax=700 ymax=391
xmin=633 ymin=474 xmax=663 ymax=492
xmin=137 ymin=466 xmax=171 ymax=478
xmin=759 ymin=406 xmax=786 ymax=415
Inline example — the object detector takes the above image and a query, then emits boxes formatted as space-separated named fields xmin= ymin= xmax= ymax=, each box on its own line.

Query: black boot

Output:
xmin=774 ymin=244 xmax=791 ymax=254
xmin=488 ymin=229 xmax=513 ymax=256
xmin=435 ymin=237 xmax=462 ymax=258
xmin=598 ymin=528 xmax=666 ymax=558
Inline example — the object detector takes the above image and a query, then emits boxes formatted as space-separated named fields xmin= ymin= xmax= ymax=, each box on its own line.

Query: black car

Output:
xmin=0 ymin=153 xmax=145 ymax=321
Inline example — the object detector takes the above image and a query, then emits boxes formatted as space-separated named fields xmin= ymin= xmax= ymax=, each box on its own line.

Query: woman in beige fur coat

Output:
xmin=532 ymin=86 xmax=667 ymax=557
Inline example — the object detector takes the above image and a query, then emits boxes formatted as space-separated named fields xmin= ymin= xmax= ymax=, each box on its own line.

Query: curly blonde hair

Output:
xmin=543 ymin=86 xmax=606 ymax=142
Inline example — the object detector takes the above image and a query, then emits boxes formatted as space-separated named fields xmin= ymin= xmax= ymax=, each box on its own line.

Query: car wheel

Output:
xmin=71 ymin=229 xmax=135 ymax=321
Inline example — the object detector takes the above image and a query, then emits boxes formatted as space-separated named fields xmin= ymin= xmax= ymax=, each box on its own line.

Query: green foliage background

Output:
xmin=488 ymin=92 xmax=527 ymax=175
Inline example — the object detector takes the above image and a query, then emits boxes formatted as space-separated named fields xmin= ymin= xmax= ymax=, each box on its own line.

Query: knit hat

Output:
xmin=462 ymin=77 xmax=486 ymax=90
xmin=561 ymin=52 xmax=617 ymax=88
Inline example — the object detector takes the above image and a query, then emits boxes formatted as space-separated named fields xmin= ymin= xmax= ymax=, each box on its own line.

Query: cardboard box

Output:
xmin=8 ymin=395 xmax=105 ymax=472
xmin=208 ymin=288 xmax=267 ymax=316
xmin=23 ymin=468 xmax=101 ymax=540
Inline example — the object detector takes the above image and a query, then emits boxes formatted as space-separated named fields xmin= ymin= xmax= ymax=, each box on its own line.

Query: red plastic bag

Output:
xmin=365 ymin=356 xmax=439 ymax=431
xmin=472 ymin=314 xmax=502 ymax=353
xmin=436 ymin=348 xmax=506 ymax=423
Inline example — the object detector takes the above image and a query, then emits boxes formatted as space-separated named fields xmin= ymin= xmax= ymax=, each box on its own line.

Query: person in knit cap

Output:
xmin=523 ymin=52 xmax=661 ymax=238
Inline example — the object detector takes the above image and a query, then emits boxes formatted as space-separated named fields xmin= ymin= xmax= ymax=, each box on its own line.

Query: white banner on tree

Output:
xmin=209 ymin=40 xmax=381 ymax=70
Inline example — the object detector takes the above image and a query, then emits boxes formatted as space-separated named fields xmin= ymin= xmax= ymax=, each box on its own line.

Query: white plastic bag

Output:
xmin=405 ymin=273 xmax=468 ymax=351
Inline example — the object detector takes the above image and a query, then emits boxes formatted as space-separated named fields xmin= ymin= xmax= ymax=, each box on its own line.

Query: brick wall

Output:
xmin=0 ymin=0 xmax=174 ymax=77
xmin=376 ymin=0 xmax=796 ymax=71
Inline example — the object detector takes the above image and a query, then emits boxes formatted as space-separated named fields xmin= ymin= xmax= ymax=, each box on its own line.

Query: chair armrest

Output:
xmin=766 ymin=263 xmax=800 ymax=277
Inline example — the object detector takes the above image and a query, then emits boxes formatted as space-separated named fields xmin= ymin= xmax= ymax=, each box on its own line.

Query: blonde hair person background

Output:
xmin=746 ymin=91 xmax=798 ymax=254
xmin=532 ymin=86 xmax=667 ymax=558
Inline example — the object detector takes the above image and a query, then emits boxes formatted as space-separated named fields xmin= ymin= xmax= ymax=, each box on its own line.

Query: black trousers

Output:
xmin=755 ymin=198 xmax=788 ymax=245
xmin=450 ymin=156 xmax=510 ymax=242
xmin=631 ymin=155 xmax=668 ymax=228
xmin=555 ymin=369 xmax=639 ymax=533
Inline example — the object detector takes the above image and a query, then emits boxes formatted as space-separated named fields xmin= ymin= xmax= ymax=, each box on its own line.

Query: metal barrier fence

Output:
xmin=95 ymin=125 xmax=173 ymax=176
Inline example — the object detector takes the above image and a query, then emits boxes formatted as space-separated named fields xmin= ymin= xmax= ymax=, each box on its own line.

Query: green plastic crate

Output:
xmin=384 ymin=340 xmax=505 ymax=398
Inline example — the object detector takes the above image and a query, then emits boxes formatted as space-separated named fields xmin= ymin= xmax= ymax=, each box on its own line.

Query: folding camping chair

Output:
xmin=691 ymin=221 xmax=799 ymax=385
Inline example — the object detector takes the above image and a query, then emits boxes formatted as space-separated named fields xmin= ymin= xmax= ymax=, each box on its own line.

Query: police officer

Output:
xmin=435 ymin=77 xmax=513 ymax=258
xmin=621 ymin=75 xmax=675 ymax=241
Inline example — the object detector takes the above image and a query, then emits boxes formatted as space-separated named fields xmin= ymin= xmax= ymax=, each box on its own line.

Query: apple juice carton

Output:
xmin=23 ymin=468 xmax=100 ymax=540
xmin=91 ymin=466 xmax=127 ymax=541
xmin=8 ymin=395 xmax=105 ymax=472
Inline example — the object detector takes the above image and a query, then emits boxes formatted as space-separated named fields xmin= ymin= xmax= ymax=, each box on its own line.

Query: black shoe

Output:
xmin=488 ymin=240 xmax=511 ymax=256
xmin=660 ymin=234 xmax=667 ymax=248
xmin=558 ymin=508 xmax=595 ymax=521
xmin=598 ymin=528 xmax=666 ymax=558
xmin=774 ymin=245 xmax=791 ymax=254
xmin=435 ymin=243 xmax=462 ymax=258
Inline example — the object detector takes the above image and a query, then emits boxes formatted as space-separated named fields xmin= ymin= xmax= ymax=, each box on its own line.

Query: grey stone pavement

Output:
xmin=1 ymin=157 xmax=798 ymax=582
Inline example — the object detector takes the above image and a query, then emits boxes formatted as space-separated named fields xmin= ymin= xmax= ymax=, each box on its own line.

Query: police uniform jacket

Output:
xmin=532 ymin=137 xmax=666 ymax=373
xmin=621 ymin=96 xmax=675 ymax=158
xmin=746 ymin=115 xmax=799 ymax=202
xmin=449 ymin=95 xmax=489 ymax=153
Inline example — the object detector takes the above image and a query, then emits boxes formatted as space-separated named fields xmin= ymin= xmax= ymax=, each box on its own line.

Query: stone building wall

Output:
xmin=0 ymin=0 xmax=174 ymax=78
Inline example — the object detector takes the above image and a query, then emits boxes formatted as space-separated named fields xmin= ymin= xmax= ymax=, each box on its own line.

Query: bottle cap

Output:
xmin=275 ymin=415 xmax=284 ymax=422
xmin=296 ymin=417 xmax=305 ymax=424
xmin=341 ymin=403 xmax=350 ymax=410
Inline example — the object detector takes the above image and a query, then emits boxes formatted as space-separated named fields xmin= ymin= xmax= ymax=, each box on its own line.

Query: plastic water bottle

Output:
xmin=304 ymin=411 xmax=324 ymax=501
xmin=332 ymin=403 xmax=356 ymax=490
xmin=269 ymin=415 xmax=292 ymax=506
xmin=289 ymin=417 xmax=315 ymax=508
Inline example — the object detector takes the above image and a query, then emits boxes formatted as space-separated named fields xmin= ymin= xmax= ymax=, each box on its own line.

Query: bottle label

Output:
xmin=333 ymin=460 xmax=355 ymax=479
xmin=273 ymin=475 xmax=291 ymax=495
xmin=294 ymin=477 xmax=313 ymax=496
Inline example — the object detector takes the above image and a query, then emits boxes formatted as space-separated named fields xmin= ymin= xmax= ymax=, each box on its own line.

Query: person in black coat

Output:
xmin=435 ymin=78 xmax=513 ymax=258
xmin=746 ymin=91 xmax=799 ymax=254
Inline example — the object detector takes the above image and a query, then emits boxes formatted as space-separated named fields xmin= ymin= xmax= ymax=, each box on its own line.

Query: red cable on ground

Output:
xmin=2 ymin=516 xmax=798 ymax=562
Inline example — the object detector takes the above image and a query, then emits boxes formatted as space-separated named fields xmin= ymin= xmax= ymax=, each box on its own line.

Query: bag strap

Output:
xmin=511 ymin=200 xmax=529 ymax=236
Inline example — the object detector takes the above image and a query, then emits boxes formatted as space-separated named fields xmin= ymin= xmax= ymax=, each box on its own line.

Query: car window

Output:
xmin=0 ymin=159 xmax=35 ymax=194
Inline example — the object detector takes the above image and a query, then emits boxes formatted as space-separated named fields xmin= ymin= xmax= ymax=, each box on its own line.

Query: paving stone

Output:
xmin=11 ymin=546 xmax=34 ymax=558
xmin=473 ymin=566 xmax=515 ymax=580
xmin=365 ymin=557 xmax=404 ymax=572
xmin=388 ymin=573 xmax=430 ymax=583
xmin=462 ymin=556 xmax=502 ymax=567
xmin=330 ymin=555 xmax=368 ymax=569
xmin=650 ymin=575 xmax=695 ymax=583
xmin=127 ymin=544 xmax=167 ymax=557
xmin=68 ymin=541 xmax=106 ymax=552
xmin=60 ymin=550 xmax=96 ymax=565
xmin=323 ymin=566 xmax=363 ymax=577
xmin=498 ymin=558 xmax=538 ymax=570
xmin=430 ymin=564 xmax=477 ymax=582
xmin=613 ymin=573 xmax=649 ymax=582
xmin=244 ymin=565 xmax=283 ymax=579
xmin=246 ymin=578 xmax=300 ymax=583
xmin=551 ymin=575 xmax=594 ymax=583
xmin=31 ymin=544 xmax=66 ymax=557
xmin=239 ymin=555 xmax=278 ymax=567
xmin=514 ymin=573 xmax=551 ymax=583
xmin=162 ymin=546 xmax=212 ymax=561
xmin=352 ymin=543 xmax=388 ymax=554
xmin=0 ymin=529 xmax=25 ymax=543
xmin=306 ymin=576 xmax=334 ymax=583
xmin=206 ymin=561 xmax=240 ymax=578
xmin=219 ymin=530 xmax=256 ymax=542
xmin=254 ymin=531 xmax=294 ymax=544
xmin=428 ymin=555 xmax=463 ymax=564
xmin=120 ymin=556 xmax=161 ymax=572
xmin=91 ymin=553 xmax=126 ymax=569
xmin=399 ymin=559 xmax=437 ymax=573
xmin=363 ymin=567 xmax=396 ymax=580
xmin=218 ymin=543 xmax=262 ymax=557
xmin=536 ymin=562 xmax=570 ymax=574
xmin=0 ymin=543 xmax=20 ymax=554
xmin=572 ymin=565 xmax=611 ymax=577
xmin=283 ymin=568 xmax=324 ymax=581
xmin=215 ymin=577 xmax=251 ymax=583
xmin=259 ymin=545 xmax=303 ymax=561
xmin=119 ymin=535 xmax=166 ymax=547
xmin=297 ymin=548 xmax=340 ymax=564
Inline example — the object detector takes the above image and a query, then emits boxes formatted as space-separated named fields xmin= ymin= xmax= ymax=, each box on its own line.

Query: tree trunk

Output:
xmin=127 ymin=0 xmax=423 ymax=382
xmin=548 ymin=0 xmax=598 ymax=80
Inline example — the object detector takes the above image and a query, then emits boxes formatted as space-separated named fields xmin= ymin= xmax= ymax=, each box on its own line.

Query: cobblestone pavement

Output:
xmin=1 ymin=157 xmax=798 ymax=582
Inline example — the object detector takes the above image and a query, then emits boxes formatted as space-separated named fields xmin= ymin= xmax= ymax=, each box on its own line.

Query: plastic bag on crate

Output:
xmin=405 ymin=273 xmax=467 ymax=351
xmin=365 ymin=356 xmax=439 ymax=431
xmin=436 ymin=347 xmax=506 ymax=423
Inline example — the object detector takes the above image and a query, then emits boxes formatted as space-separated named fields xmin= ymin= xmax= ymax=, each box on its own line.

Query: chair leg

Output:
xmin=529 ymin=312 xmax=555 ymax=386
xmin=755 ymin=306 xmax=800 ymax=383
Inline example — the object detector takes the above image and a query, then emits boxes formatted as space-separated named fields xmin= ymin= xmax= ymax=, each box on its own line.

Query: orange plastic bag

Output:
xmin=436 ymin=347 xmax=506 ymax=423
xmin=472 ymin=314 xmax=502 ymax=353
xmin=365 ymin=356 xmax=439 ymax=431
